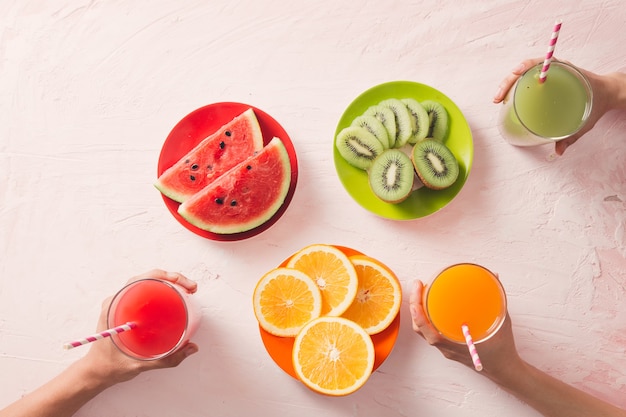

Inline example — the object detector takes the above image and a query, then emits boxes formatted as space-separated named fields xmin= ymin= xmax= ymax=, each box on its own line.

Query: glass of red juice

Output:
xmin=107 ymin=278 xmax=200 ymax=360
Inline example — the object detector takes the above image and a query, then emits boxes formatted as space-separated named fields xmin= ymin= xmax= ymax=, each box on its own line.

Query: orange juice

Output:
xmin=425 ymin=264 xmax=506 ymax=343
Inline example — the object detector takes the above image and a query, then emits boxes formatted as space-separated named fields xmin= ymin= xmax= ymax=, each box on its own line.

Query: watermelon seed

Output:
xmin=215 ymin=198 xmax=224 ymax=205
xmin=189 ymin=175 xmax=196 ymax=181
xmin=219 ymin=141 xmax=225 ymax=149
xmin=191 ymin=164 xmax=199 ymax=171
xmin=225 ymin=131 xmax=232 ymax=137
xmin=230 ymin=200 xmax=237 ymax=206
xmin=246 ymin=165 xmax=252 ymax=170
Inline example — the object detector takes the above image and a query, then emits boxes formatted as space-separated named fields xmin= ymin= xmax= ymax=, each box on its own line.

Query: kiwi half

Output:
xmin=379 ymin=98 xmax=413 ymax=148
xmin=336 ymin=125 xmax=384 ymax=170
xmin=402 ymin=98 xmax=429 ymax=144
xmin=364 ymin=105 xmax=397 ymax=148
xmin=421 ymin=100 xmax=449 ymax=142
xmin=411 ymin=139 xmax=459 ymax=190
xmin=368 ymin=149 xmax=414 ymax=203
xmin=351 ymin=114 xmax=391 ymax=149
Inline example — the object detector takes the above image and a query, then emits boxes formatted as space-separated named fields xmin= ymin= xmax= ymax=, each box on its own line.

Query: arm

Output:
xmin=493 ymin=58 xmax=626 ymax=155
xmin=0 ymin=269 xmax=199 ymax=417
xmin=410 ymin=280 xmax=626 ymax=417
xmin=0 ymin=359 xmax=124 ymax=417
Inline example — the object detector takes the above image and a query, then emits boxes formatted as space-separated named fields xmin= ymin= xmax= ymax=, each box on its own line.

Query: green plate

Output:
xmin=333 ymin=81 xmax=474 ymax=220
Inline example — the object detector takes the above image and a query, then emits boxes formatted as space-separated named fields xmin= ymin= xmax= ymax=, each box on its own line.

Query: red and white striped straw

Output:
xmin=538 ymin=19 xmax=562 ymax=84
xmin=462 ymin=323 xmax=483 ymax=372
xmin=63 ymin=322 xmax=136 ymax=350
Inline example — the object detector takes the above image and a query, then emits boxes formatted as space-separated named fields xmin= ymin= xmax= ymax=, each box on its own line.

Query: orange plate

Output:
xmin=157 ymin=102 xmax=298 ymax=241
xmin=258 ymin=245 xmax=401 ymax=379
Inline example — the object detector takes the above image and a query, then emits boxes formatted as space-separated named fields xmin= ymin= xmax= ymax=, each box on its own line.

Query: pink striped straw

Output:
xmin=63 ymin=322 xmax=136 ymax=350
xmin=462 ymin=323 xmax=483 ymax=372
xmin=538 ymin=19 xmax=562 ymax=84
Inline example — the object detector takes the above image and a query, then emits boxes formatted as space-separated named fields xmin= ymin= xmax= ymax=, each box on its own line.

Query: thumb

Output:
xmin=555 ymin=120 xmax=595 ymax=155
xmin=555 ymin=135 xmax=578 ymax=155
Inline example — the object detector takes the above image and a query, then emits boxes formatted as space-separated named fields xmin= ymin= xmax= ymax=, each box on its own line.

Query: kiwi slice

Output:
xmin=379 ymin=98 xmax=413 ymax=148
xmin=402 ymin=98 xmax=429 ymax=144
xmin=368 ymin=149 xmax=414 ymax=203
xmin=411 ymin=139 xmax=459 ymax=190
xmin=364 ymin=105 xmax=397 ymax=148
xmin=351 ymin=114 xmax=391 ymax=149
xmin=336 ymin=125 xmax=384 ymax=170
xmin=421 ymin=100 xmax=449 ymax=142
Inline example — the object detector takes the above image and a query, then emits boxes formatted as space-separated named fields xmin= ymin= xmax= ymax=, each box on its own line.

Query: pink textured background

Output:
xmin=1 ymin=1 xmax=624 ymax=416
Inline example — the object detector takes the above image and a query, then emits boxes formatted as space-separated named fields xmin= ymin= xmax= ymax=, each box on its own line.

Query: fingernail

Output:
xmin=513 ymin=63 xmax=526 ymax=73
xmin=183 ymin=345 xmax=198 ymax=357
xmin=493 ymin=88 xmax=504 ymax=102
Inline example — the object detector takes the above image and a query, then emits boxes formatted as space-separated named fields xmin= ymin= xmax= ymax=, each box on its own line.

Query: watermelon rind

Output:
xmin=177 ymin=137 xmax=291 ymax=234
xmin=155 ymin=108 xmax=263 ymax=203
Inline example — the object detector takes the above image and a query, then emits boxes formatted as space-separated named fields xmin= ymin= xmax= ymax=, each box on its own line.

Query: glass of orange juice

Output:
xmin=424 ymin=263 xmax=507 ymax=344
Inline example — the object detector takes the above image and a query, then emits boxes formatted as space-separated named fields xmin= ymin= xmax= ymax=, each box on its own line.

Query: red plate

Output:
xmin=258 ymin=246 xmax=401 ymax=379
xmin=157 ymin=102 xmax=298 ymax=241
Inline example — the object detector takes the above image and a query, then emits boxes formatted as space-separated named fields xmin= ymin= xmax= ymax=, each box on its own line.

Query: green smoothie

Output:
xmin=514 ymin=62 xmax=590 ymax=138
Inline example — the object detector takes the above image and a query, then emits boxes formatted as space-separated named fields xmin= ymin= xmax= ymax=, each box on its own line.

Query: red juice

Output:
xmin=111 ymin=279 xmax=187 ymax=358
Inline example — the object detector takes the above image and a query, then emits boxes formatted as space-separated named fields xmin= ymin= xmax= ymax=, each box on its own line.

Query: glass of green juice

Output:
xmin=498 ymin=61 xmax=593 ymax=146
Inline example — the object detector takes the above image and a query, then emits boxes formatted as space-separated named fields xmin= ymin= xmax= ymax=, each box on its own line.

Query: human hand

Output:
xmin=409 ymin=280 xmax=522 ymax=382
xmin=80 ymin=269 xmax=199 ymax=388
xmin=492 ymin=58 xmax=617 ymax=156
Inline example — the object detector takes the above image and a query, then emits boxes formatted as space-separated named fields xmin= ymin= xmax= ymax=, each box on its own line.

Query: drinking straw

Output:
xmin=538 ymin=19 xmax=562 ymax=84
xmin=461 ymin=323 xmax=483 ymax=372
xmin=63 ymin=322 xmax=136 ymax=350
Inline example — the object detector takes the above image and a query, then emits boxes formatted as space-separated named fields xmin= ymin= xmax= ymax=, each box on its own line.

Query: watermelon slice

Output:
xmin=178 ymin=137 xmax=291 ymax=234
xmin=155 ymin=108 xmax=263 ymax=203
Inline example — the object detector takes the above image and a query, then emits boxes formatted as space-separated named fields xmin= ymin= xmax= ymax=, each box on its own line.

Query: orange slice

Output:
xmin=292 ymin=316 xmax=375 ymax=396
xmin=286 ymin=244 xmax=358 ymax=317
xmin=341 ymin=255 xmax=402 ymax=335
xmin=253 ymin=267 xmax=322 ymax=337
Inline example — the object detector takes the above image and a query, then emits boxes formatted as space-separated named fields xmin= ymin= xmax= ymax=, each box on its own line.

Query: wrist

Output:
xmin=600 ymin=72 xmax=626 ymax=111
xmin=610 ymin=72 xmax=626 ymax=110
xmin=72 ymin=357 xmax=119 ymax=393
xmin=481 ymin=354 xmax=528 ymax=389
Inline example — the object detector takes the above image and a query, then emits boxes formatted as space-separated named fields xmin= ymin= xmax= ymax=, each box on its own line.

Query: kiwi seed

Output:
xmin=351 ymin=114 xmax=391 ymax=149
xmin=336 ymin=125 xmax=384 ymax=170
xmin=368 ymin=149 xmax=414 ymax=203
xmin=411 ymin=139 xmax=459 ymax=190
xmin=402 ymin=98 xmax=429 ymax=144
xmin=379 ymin=98 xmax=413 ymax=148
xmin=421 ymin=100 xmax=449 ymax=142
xmin=363 ymin=105 xmax=397 ymax=148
